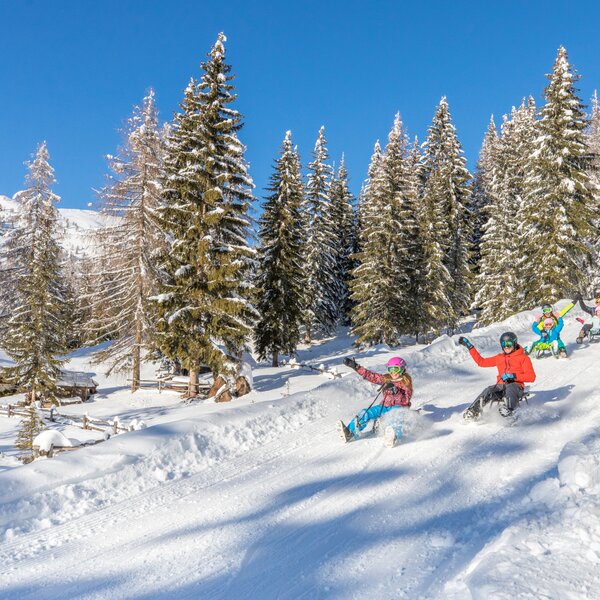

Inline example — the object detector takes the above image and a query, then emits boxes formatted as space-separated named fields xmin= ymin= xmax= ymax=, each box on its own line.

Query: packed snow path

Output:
xmin=1 ymin=311 xmax=599 ymax=599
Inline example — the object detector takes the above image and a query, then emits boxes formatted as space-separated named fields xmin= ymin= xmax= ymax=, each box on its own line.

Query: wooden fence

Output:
xmin=127 ymin=378 xmax=212 ymax=394
xmin=0 ymin=402 xmax=132 ymax=435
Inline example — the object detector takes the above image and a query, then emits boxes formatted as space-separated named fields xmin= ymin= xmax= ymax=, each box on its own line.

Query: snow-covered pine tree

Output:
xmin=350 ymin=141 xmax=388 ymax=344
xmin=586 ymin=90 xmax=600 ymax=291
xmin=421 ymin=97 xmax=472 ymax=331
xmin=254 ymin=132 xmax=306 ymax=366
xmin=329 ymin=155 xmax=355 ymax=324
xmin=350 ymin=115 xmax=414 ymax=345
xmin=354 ymin=141 xmax=383 ymax=255
xmin=504 ymin=98 xmax=538 ymax=314
xmin=520 ymin=47 xmax=598 ymax=306
xmin=302 ymin=126 xmax=338 ymax=342
xmin=475 ymin=100 xmax=538 ymax=323
xmin=377 ymin=113 xmax=421 ymax=338
xmin=154 ymin=33 xmax=257 ymax=395
xmin=87 ymin=90 xmax=165 ymax=392
xmin=2 ymin=143 xmax=68 ymax=404
xmin=403 ymin=138 xmax=431 ymax=341
xmin=470 ymin=116 xmax=499 ymax=273
xmin=15 ymin=404 xmax=45 ymax=462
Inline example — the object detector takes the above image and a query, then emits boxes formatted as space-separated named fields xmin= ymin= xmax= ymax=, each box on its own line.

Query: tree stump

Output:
xmin=235 ymin=376 xmax=251 ymax=397
xmin=208 ymin=376 xmax=232 ymax=403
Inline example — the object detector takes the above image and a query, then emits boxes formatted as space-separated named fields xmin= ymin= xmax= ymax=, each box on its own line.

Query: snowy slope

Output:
xmin=0 ymin=305 xmax=599 ymax=599
xmin=0 ymin=194 xmax=105 ymax=256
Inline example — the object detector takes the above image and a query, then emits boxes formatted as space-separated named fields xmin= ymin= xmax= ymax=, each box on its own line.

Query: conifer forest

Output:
xmin=1 ymin=38 xmax=599 ymax=400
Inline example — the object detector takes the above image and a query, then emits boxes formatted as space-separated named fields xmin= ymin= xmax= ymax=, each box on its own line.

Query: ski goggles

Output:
xmin=501 ymin=340 xmax=515 ymax=348
xmin=542 ymin=307 xmax=553 ymax=314
xmin=595 ymin=298 xmax=600 ymax=304
xmin=387 ymin=366 xmax=405 ymax=374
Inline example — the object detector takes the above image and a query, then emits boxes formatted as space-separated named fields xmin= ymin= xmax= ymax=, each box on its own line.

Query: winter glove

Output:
xmin=382 ymin=382 xmax=397 ymax=393
xmin=343 ymin=357 xmax=359 ymax=371
xmin=541 ymin=330 xmax=548 ymax=339
xmin=458 ymin=336 xmax=474 ymax=349
xmin=501 ymin=373 xmax=516 ymax=383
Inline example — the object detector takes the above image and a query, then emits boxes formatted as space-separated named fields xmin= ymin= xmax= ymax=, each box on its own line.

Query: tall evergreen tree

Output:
xmin=404 ymin=138 xmax=431 ymax=341
xmin=350 ymin=141 xmax=388 ymax=344
xmin=421 ymin=97 xmax=472 ymax=330
xmin=350 ymin=115 xmax=414 ymax=344
xmin=87 ymin=90 xmax=166 ymax=392
xmin=2 ymin=143 xmax=68 ymax=404
xmin=520 ymin=46 xmax=598 ymax=306
xmin=329 ymin=155 xmax=355 ymax=324
xmin=302 ymin=126 xmax=338 ymax=341
xmin=587 ymin=90 xmax=600 ymax=291
xmin=475 ymin=100 xmax=538 ymax=323
xmin=254 ymin=132 xmax=306 ymax=366
xmin=154 ymin=33 xmax=257 ymax=395
xmin=470 ymin=116 xmax=499 ymax=273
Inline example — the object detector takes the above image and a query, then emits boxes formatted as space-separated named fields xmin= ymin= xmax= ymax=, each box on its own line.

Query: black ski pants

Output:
xmin=478 ymin=383 xmax=524 ymax=411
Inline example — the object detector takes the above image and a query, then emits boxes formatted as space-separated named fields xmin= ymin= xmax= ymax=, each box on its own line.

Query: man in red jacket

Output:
xmin=458 ymin=331 xmax=536 ymax=419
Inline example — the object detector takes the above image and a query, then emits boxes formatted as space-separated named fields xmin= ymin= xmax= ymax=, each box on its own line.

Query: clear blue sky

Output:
xmin=2 ymin=0 xmax=600 ymax=209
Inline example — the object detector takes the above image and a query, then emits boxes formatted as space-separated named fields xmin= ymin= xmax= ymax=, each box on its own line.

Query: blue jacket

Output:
xmin=532 ymin=316 xmax=563 ymax=343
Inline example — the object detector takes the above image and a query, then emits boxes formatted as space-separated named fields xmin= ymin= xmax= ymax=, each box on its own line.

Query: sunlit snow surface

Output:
xmin=0 ymin=303 xmax=599 ymax=599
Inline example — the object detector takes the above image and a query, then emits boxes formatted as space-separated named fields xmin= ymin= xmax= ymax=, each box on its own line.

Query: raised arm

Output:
xmin=356 ymin=365 xmax=386 ymax=385
xmin=555 ymin=316 xmax=564 ymax=334
xmin=468 ymin=347 xmax=496 ymax=368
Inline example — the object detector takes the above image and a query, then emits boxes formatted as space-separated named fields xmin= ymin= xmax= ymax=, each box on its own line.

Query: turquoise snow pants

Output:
xmin=347 ymin=404 xmax=402 ymax=438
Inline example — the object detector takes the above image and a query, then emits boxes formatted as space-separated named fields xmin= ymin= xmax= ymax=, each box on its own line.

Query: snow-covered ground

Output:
xmin=0 ymin=303 xmax=599 ymax=599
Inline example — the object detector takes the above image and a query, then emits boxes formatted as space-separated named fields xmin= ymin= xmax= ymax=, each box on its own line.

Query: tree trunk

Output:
xmin=272 ymin=351 xmax=279 ymax=368
xmin=131 ymin=319 xmax=142 ymax=393
xmin=188 ymin=366 xmax=199 ymax=397
xmin=303 ymin=324 xmax=311 ymax=344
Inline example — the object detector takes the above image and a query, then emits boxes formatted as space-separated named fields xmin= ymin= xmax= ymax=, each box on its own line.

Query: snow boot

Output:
xmin=336 ymin=420 xmax=352 ymax=443
xmin=576 ymin=334 xmax=585 ymax=344
xmin=384 ymin=426 xmax=397 ymax=448
xmin=559 ymin=348 xmax=568 ymax=358
xmin=352 ymin=415 xmax=362 ymax=438
xmin=498 ymin=403 xmax=513 ymax=418
xmin=463 ymin=399 xmax=483 ymax=420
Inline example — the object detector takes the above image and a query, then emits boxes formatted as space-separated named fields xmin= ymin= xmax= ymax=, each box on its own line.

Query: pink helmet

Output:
xmin=595 ymin=306 xmax=600 ymax=316
xmin=387 ymin=357 xmax=407 ymax=369
xmin=543 ymin=318 xmax=554 ymax=329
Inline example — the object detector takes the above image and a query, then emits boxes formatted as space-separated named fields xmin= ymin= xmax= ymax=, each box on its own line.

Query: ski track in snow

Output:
xmin=1 ymin=310 xmax=600 ymax=599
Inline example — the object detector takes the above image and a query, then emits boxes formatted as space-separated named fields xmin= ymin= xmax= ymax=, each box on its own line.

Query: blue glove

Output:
xmin=501 ymin=373 xmax=516 ymax=383
xmin=458 ymin=337 xmax=473 ymax=349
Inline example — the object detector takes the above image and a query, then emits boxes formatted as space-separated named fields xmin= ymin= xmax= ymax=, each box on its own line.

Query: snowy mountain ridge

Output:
xmin=0 ymin=302 xmax=599 ymax=598
xmin=0 ymin=194 xmax=106 ymax=257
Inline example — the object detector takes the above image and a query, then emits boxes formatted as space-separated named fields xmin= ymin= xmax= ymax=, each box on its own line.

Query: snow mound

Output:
xmin=33 ymin=430 xmax=77 ymax=452
xmin=558 ymin=431 xmax=600 ymax=494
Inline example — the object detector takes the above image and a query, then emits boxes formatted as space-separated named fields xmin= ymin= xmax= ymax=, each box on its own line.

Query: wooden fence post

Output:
xmin=8 ymin=404 xmax=12 ymax=418
xmin=82 ymin=413 xmax=89 ymax=430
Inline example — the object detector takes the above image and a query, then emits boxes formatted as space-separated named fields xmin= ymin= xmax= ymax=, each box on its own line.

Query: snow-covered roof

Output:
xmin=58 ymin=370 xmax=97 ymax=388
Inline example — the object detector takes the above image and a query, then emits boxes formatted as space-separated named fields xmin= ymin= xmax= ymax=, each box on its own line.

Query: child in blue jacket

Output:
xmin=526 ymin=316 xmax=567 ymax=357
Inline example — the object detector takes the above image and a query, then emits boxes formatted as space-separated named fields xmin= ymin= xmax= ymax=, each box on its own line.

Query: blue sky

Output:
xmin=2 ymin=0 xmax=600 ymax=209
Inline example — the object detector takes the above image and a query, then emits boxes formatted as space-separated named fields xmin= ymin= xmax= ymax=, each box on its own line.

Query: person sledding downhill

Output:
xmin=459 ymin=332 xmax=536 ymax=420
xmin=337 ymin=357 xmax=413 ymax=447
xmin=525 ymin=315 xmax=567 ymax=358
xmin=574 ymin=293 xmax=600 ymax=343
